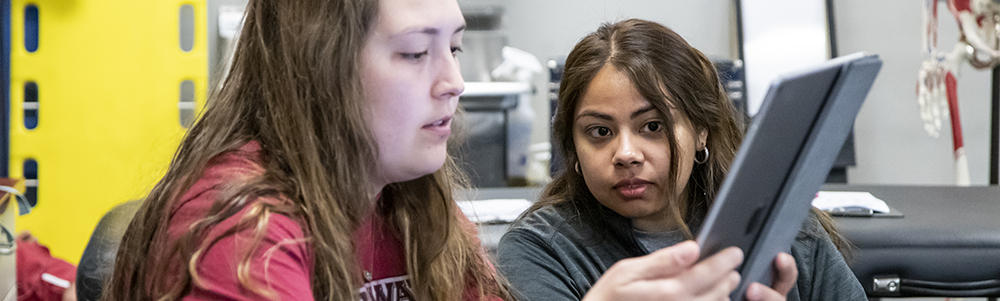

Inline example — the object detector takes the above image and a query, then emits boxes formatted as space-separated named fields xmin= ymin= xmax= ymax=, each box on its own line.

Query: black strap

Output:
xmin=901 ymin=285 xmax=1000 ymax=297
xmin=903 ymin=278 xmax=1000 ymax=290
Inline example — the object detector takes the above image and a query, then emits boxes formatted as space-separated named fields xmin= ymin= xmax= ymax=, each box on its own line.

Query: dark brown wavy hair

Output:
xmin=103 ymin=0 xmax=509 ymax=300
xmin=528 ymin=19 xmax=850 ymax=256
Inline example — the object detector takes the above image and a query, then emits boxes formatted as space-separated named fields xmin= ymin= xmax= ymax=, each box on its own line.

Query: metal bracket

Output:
xmin=874 ymin=276 xmax=901 ymax=294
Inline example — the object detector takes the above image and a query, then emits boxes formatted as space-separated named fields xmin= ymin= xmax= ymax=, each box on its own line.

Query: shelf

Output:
xmin=463 ymin=82 xmax=531 ymax=97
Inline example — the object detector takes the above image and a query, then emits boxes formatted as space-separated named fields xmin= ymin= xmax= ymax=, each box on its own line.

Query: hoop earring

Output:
xmin=575 ymin=162 xmax=581 ymax=174
xmin=694 ymin=148 xmax=710 ymax=164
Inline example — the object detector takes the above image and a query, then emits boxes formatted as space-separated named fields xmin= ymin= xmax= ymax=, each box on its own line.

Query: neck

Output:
xmin=361 ymin=180 xmax=385 ymax=218
xmin=370 ymin=185 xmax=384 ymax=203
xmin=370 ymin=172 xmax=391 ymax=206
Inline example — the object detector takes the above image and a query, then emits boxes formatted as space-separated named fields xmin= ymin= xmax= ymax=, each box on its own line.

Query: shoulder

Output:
xmin=797 ymin=211 xmax=829 ymax=240
xmin=498 ymin=204 xmax=573 ymax=253
xmin=497 ymin=204 xmax=630 ymax=300
xmin=167 ymin=142 xmax=278 ymax=237
xmin=789 ymin=212 xmax=867 ymax=300
xmin=499 ymin=202 xmax=629 ymax=262
xmin=161 ymin=142 xmax=314 ymax=299
xmin=501 ymin=202 xmax=632 ymax=250
xmin=503 ymin=204 xmax=573 ymax=240
xmin=791 ymin=211 xmax=834 ymax=261
xmin=201 ymin=205 xmax=310 ymax=262
xmin=174 ymin=142 xmax=267 ymax=212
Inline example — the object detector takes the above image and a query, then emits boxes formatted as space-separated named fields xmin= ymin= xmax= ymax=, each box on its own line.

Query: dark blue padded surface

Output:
xmin=827 ymin=185 xmax=1000 ymax=297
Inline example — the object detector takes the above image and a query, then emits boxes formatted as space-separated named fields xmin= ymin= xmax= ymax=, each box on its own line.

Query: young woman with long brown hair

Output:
xmin=496 ymin=19 xmax=865 ymax=301
xmin=103 ymin=0 xmax=510 ymax=300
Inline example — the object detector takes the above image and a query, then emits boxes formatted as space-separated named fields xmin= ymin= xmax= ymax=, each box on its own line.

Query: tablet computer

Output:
xmin=695 ymin=52 xmax=882 ymax=300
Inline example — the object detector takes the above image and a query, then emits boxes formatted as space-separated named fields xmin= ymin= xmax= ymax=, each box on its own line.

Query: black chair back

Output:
xmin=75 ymin=200 xmax=141 ymax=301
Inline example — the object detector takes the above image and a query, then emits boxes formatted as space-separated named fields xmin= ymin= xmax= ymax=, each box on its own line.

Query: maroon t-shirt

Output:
xmin=354 ymin=209 xmax=410 ymax=300
xmin=163 ymin=141 xmax=313 ymax=300
xmin=162 ymin=142 xmax=498 ymax=300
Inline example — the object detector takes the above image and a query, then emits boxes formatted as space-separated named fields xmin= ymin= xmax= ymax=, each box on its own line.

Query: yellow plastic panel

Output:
xmin=9 ymin=0 xmax=207 ymax=263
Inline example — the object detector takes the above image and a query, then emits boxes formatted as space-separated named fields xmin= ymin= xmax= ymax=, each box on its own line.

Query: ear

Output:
xmin=697 ymin=128 xmax=709 ymax=150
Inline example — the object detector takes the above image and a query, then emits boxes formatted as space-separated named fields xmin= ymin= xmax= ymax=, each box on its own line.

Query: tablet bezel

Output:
xmin=695 ymin=52 xmax=882 ymax=300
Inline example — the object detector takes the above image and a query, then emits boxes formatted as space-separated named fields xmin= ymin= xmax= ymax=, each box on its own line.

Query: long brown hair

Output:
xmin=529 ymin=19 xmax=850 ymax=256
xmin=104 ymin=0 xmax=508 ymax=300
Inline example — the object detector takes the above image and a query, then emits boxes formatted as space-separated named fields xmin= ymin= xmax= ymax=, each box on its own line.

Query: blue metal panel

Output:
xmin=1 ymin=0 xmax=10 ymax=177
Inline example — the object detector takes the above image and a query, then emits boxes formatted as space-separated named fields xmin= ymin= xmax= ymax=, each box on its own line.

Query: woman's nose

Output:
xmin=432 ymin=52 xmax=465 ymax=99
xmin=612 ymin=133 xmax=644 ymax=167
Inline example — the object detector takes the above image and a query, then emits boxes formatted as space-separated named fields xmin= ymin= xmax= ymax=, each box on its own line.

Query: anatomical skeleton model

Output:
xmin=917 ymin=0 xmax=1000 ymax=185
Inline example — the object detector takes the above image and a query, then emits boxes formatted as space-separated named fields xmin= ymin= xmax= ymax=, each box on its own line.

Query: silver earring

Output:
xmin=575 ymin=162 xmax=581 ymax=173
xmin=694 ymin=148 xmax=709 ymax=164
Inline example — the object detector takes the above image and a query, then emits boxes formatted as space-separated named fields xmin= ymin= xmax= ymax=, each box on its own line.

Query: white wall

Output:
xmin=834 ymin=0 xmax=995 ymax=185
xmin=467 ymin=0 xmax=997 ymax=186
xmin=457 ymin=0 xmax=736 ymax=149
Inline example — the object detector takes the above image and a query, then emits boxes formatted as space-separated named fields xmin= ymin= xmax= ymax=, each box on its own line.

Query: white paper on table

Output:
xmin=812 ymin=191 xmax=890 ymax=213
xmin=457 ymin=199 xmax=533 ymax=224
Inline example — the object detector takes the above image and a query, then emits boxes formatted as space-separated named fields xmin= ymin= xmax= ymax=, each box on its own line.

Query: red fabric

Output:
xmin=353 ymin=207 xmax=502 ymax=301
xmin=16 ymin=238 xmax=76 ymax=301
xmin=353 ymin=211 xmax=410 ymax=300
xmin=159 ymin=141 xmax=500 ymax=300
xmin=159 ymin=142 xmax=314 ymax=300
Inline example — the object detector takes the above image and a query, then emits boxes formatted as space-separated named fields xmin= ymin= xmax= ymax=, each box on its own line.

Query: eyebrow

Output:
xmin=630 ymin=106 xmax=656 ymax=119
xmin=577 ymin=110 xmax=614 ymax=122
xmin=576 ymin=105 xmax=657 ymax=122
xmin=395 ymin=25 xmax=467 ymax=37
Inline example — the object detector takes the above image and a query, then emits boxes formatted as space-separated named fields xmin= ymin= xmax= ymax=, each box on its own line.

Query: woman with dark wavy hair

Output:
xmin=103 ymin=0 xmax=511 ymax=300
xmin=497 ymin=19 xmax=865 ymax=301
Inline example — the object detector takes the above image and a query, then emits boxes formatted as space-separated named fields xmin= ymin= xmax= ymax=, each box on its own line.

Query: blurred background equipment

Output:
xmin=1 ymin=179 xmax=25 ymax=300
xmin=736 ymin=0 xmax=857 ymax=183
xmin=453 ymin=5 xmax=541 ymax=187
xmin=713 ymin=57 xmax=750 ymax=127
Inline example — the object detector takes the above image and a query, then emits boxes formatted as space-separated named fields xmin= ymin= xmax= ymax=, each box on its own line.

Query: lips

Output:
xmin=421 ymin=115 xmax=453 ymax=142
xmin=423 ymin=116 xmax=452 ymax=128
xmin=613 ymin=178 xmax=652 ymax=199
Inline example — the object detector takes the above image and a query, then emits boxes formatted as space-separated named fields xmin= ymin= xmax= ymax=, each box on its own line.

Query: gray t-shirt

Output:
xmin=496 ymin=204 xmax=867 ymax=301
xmin=633 ymin=227 xmax=686 ymax=252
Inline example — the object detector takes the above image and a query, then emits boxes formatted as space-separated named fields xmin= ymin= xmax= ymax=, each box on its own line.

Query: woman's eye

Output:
xmin=401 ymin=51 xmax=428 ymax=60
xmin=588 ymin=126 xmax=612 ymax=137
xmin=450 ymin=47 xmax=463 ymax=55
xmin=644 ymin=121 xmax=661 ymax=132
